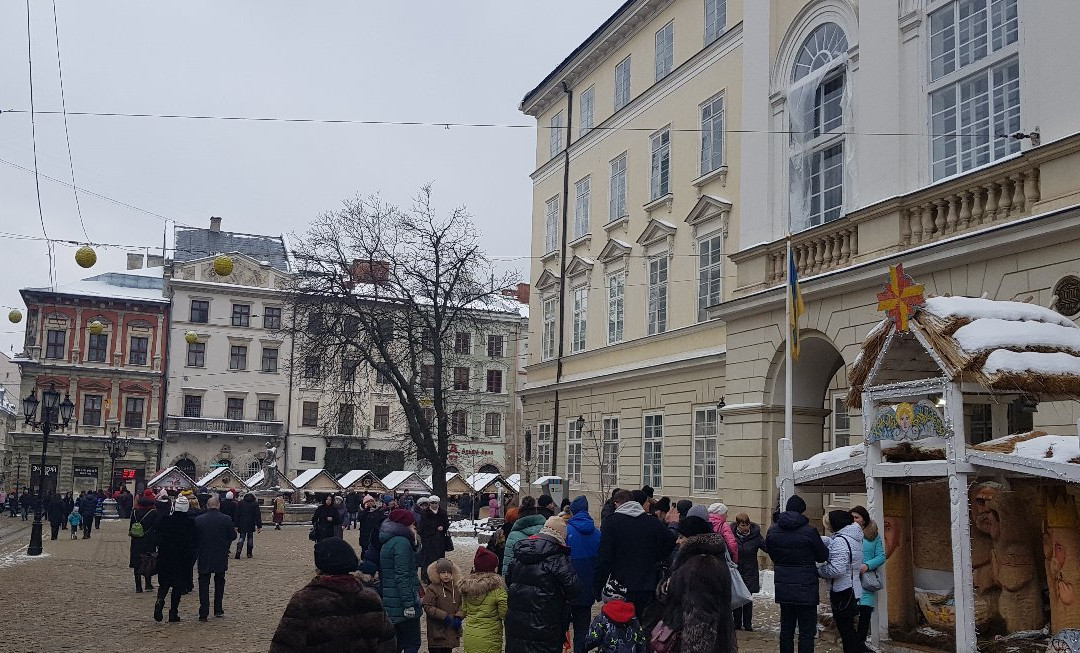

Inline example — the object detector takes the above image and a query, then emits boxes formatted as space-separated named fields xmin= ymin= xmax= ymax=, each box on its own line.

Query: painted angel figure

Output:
xmin=867 ymin=400 xmax=948 ymax=442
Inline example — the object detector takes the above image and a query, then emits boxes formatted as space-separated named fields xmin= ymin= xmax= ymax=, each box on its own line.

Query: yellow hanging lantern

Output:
xmin=184 ymin=330 xmax=199 ymax=344
xmin=89 ymin=320 xmax=104 ymax=335
xmin=213 ymin=255 xmax=234 ymax=276
xmin=8 ymin=309 xmax=22 ymax=324
xmin=75 ymin=245 xmax=97 ymax=268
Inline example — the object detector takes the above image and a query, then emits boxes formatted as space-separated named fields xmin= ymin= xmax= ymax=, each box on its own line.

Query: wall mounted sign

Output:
xmin=867 ymin=400 xmax=950 ymax=443
xmin=1054 ymin=275 xmax=1080 ymax=317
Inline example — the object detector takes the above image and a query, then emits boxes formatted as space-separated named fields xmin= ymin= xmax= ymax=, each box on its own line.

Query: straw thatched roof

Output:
xmin=848 ymin=296 xmax=1080 ymax=408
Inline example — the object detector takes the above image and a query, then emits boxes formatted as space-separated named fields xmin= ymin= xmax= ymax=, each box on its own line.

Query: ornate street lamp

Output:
xmin=22 ymin=383 xmax=74 ymax=556
xmin=716 ymin=396 xmax=726 ymax=422
xmin=103 ymin=426 xmax=130 ymax=492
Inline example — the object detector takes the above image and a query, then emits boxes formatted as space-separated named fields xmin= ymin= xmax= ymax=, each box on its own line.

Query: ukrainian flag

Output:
xmin=788 ymin=245 xmax=805 ymax=361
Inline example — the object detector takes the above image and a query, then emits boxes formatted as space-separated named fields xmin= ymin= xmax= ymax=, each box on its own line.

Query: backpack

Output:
xmin=129 ymin=510 xmax=152 ymax=538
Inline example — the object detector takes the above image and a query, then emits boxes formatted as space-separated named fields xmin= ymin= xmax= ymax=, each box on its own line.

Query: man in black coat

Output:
xmin=78 ymin=492 xmax=97 ymax=538
xmin=220 ymin=491 xmax=238 ymax=521
xmin=345 ymin=490 xmax=361 ymax=530
xmin=46 ymin=494 xmax=66 ymax=540
xmin=505 ymin=518 xmax=579 ymax=653
xmin=766 ymin=494 xmax=829 ymax=653
xmin=194 ymin=495 xmax=237 ymax=621
xmin=593 ymin=489 xmax=675 ymax=616
xmin=357 ymin=494 xmax=385 ymax=557
xmin=19 ymin=491 xmax=31 ymax=521
xmin=154 ymin=495 xmax=198 ymax=622
xmin=233 ymin=493 xmax=262 ymax=559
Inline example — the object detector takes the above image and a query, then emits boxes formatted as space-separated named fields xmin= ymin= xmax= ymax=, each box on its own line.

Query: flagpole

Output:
xmin=779 ymin=237 xmax=795 ymax=509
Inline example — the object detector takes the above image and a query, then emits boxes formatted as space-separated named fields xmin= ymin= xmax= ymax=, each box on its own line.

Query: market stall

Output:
xmin=291 ymin=468 xmax=342 ymax=501
xmin=337 ymin=469 xmax=387 ymax=495
xmin=146 ymin=466 xmax=197 ymax=493
xmin=195 ymin=466 xmax=251 ymax=492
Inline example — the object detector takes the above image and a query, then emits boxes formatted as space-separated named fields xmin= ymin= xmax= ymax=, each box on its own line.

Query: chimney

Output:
xmin=210 ymin=216 xmax=222 ymax=233
xmin=349 ymin=259 xmax=390 ymax=286
xmin=516 ymin=283 xmax=530 ymax=304
xmin=146 ymin=254 xmax=165 ymax=268
xmin=126 ymin=253 xmax=144 ymax=270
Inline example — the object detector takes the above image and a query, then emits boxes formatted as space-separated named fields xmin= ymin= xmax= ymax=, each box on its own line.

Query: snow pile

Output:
xmin=983 ymin=350 xmax=1080 ymax=376
xmin=793 ymin=444 xmax=863 ymax=472
xmin=757 ymin=569 xmax=774 ymax=599
xmin=923 ymin=296 xmax=1076 ymax=328
xmin=1009 ymin=434 xmax=1080 ymax=464
xmin=953 ymin=319 xmax=1080 ymax=354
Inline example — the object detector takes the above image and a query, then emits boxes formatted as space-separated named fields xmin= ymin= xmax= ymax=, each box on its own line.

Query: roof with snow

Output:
xmin=380 ymin=471 xmax=431 ymax=493
xmin=147 ymin=466 xmax=197 ymax=489
xmin=175 ymin=226 xmax=292 ymax=272
xmin=291 ymin=468 xmax=341 ymax=491
xmin=195 ymin=466 xmax=250 ymax=489
xmin=23 ymin=268 xmax=168 ymax=304
xmin=504 ymin=473 xmax=521 ymax=492
xmin=337 ymin=469 xmax=386 ymax=491
xmin=423 ymin=472 xmax=471 ymax=494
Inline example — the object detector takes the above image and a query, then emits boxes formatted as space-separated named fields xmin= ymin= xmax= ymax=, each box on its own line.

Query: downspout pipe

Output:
xmin=552 ymin=81 xmax=573 ymax=477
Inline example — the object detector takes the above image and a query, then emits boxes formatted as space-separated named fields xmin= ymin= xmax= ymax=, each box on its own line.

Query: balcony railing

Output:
xmin=165 ymin=416 xmax=284 ymax=436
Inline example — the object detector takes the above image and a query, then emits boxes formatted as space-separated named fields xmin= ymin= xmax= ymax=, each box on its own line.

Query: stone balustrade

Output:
xmin=765 ymin=226 xmax=859 ymax=285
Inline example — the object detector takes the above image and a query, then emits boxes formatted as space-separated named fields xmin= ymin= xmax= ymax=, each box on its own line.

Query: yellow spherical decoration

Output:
xmin=213 ymin=255 xmax=234 ymax=277
xmin=89 ymin=320 xmax=104 ymax=335
xmin=8 ymin=309 xmax=22 ymax=324
xmin=184 ymin=330 xmax=199 ymax=344
xmin=75 ymin=245 xmax=97 ymax=268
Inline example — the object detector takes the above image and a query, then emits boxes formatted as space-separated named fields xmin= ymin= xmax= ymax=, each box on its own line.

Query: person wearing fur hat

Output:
xmin=819 ymin=510 xmax=864 ymax=653
xmin=359 ymin=494 xmax=387 ymax=559
xmin=584 ymin=578 xmax=647 ymax=653
xmin=462 ymin=547 xmax=508 ymax=653
xmin=129 ymin=494 xmax=161 ymax=593
xmin=270 ymin=537 xmax=397 ymax=653
xmin=766 ymin=495 xmax=830 ymax=653
xmin=566 ymin=496 xmax=600 ymax=653
xmin=505 ymin=516 xmax=580 ymax=653
xmin=732 ymin=513 xmax=767 ymax=631
xmin=706 ymin=503 xmax=739 ymax=562
xmin=657 ymin=533 xmax=736 ymax=653
xmin=850 ymin=505 xmax=883 ymax=652
xmin=423 ymin=558 xmax=464 ymax=653
xmin=418 ymin=495 xmax=450 ymax=583
xmin=380 ymin=508 xmax=422 ymax=653
xmin=152 ymin=494 xmax=198 ymax=622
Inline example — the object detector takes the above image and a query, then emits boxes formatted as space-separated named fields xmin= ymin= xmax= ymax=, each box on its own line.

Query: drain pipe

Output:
xmin=551 ymin=80 xmax=573 ymax=477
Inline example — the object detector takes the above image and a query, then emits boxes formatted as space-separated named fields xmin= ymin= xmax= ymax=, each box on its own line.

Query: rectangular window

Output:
xmin=698 ymin=234 xmax=723 ymax=322
xmin=420 ymin=364 xmax=436 ymax=389
xmin=607 ymin=272 xmax=625 ymax=344
xmin=229 ymin=345 xmax=248 ymax=370
xmin=300 ymin=446 xmax=316 ymax=462
xmin=544 ymin=197 xmax=559 ymax=254
xmin=231 ymin=304 xmax=251 ymax=327
xmin=423 ymin=407 xmax=436 ymax=430
xmin=183 ymin=394 xmax=202 ymax=418
xmin=609 ymin=154 xmax=627 ymax=222
xmin=453 ymin=367 xmax=470 ymax=391
xmin=454 ymin=332 xmax=471 ymax=355
xmin=602 ymin=417 xmax=620 ymax=488
xmin=189 ymin=300 xmax=209 ymax=323
xmin=45 ymin=329 xmax=66 ymax=359
xmin=82 ymin=395 xmax=103 ymax=426
xmin=566 ymin=419 xmax=582 ymax=483
xmin=650 ymin=130 xmax=671 ymax=200
xmin=550 ymin=111 xmax=564 ymax=159
xmin=647 ymin=257 xmax=668 ymax=335
xmin=579 ymin=86 xmax=595 ymax=136
xmin=337 ymin=404 xmax=355 ymax=435
xmin=257 ymin=399 xmax=276 ymax=422
xmin=654 ymin=21 xmax=674 ymax=81
xmin=537 ymin=423 xmax=552 ymax=473
xmin=226 ymin=397 xmax=245 ymax=421
xmin=451 ymin=410 xmax=467 ymax=437
xmin=186 ymin=342 xmax=205 ymax=367
xmin=86 ymin=333 xmax=108 ymax=363
xmin=484 ymin=412 xmax=501 ymax=438
xmin=542 ymin=297 xmax=557 ymax=361
xmin=930 ymin=0 xmax=1018 ymax=81
xmin=263 ymin=307 xmax=282 ymax=330
xmin=487 ymin=334 xmax=504 ymax=358
xmin=375 ymin=364 xmax=390 ymax=385
xmin=574 ymin=177 xmax=591 ymax=239
xmin=341 ymin=359 xmax=357 ymax=385
xmin=342 ymin=315 xmax=361 ymax=339
xmin=643 ymin=413 xmax=664 ymax=488
xmin=700 ymin=94 xmax=725 ymax=176
xmin=705 ymin=0 xmax=727 ymax=45
xmin=374 ymin=405 xmax=390 ymax=431
xmin=614 ymin=56 xmax=632 ymax=111
xmin=128 ymin=336 xmax=149 ymax=366
xmin=304 ymin=356 xmax=321 ymax=380
xmin=571 ymin=287 xmax=588 ymax=353
xmin=261 ymin=347 xmax=279 ymax=373
xmin=302 ymin=401 xmax=319 ymax=427
xmin=486 ymin=369 xmax=503 ymax=394
xmin=124 ymin=397 xmax=145 ymax=428
xmin=833 ymin=396 xmax=850 ymax=447
xmin=809 ymin=141 xmax=845 ymax=226
xmin=693 ymin=407 xmax=718 ymax=492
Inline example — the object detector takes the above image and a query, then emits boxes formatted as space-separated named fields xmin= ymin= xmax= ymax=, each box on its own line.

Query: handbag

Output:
xmin=861 ymin=569 xmax=882 ymax=592
xmin=444 ymin=533 xmax=454 ymax=552
xmin=725 ymin=547 xmax=752 ymax=609
xmin=138 ymin=552 xmax=157 ymax=577
xmin=649 ymin=620 xmax=679 ymax=653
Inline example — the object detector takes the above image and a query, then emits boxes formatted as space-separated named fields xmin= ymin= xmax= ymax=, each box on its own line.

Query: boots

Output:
xmin=154 ymin=598 xmax=165 ymax=622
xmin=145 ymin=576 xmax=154 ymax=591
xmin=235 ymin=544 xmax=241 ymax=559
xmin=168 ymin=611 xmax=180 ymax=623
xmin=135 ymin=570 xmax=143 ymax=593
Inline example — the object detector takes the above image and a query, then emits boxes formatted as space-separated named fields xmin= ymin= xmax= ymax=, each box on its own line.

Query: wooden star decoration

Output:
xmin=876 ymin=263 xmax=925 ymax=332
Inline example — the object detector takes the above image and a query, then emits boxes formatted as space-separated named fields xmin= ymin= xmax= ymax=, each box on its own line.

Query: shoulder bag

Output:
xmin=725 ymin=547 xmax=753 ymax=609
xmin=649 ymin=620 xmax=678 ymax=653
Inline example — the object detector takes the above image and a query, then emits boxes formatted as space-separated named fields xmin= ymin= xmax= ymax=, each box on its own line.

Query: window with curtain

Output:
xmin=643 ymin=413 xmax=663 ymax=488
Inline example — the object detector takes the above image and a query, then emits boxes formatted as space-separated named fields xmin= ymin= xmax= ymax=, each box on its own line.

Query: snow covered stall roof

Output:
xmin=195 ymin=466 xmax=250 ymax=490
xmin=245 ymin=469 xmax=296 ymax=491
xmin=291 ymin=469 xmax=342 ymax=492
xmin=338 ymin=469 xmax=386 ymax=492
xmin=380 ymin=471 xmax=431 ymax=494
xmin=147 ymin=466 xmax=197 ymax=489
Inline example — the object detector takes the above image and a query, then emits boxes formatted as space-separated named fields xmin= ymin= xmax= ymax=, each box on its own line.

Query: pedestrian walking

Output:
xmin=312 ymin=494 xmax=340 ymax=543
xmin=47 ymin=494 xmax=65 ymax=540
xmin=505 ymin=516 xmax=579 ymax=653
xmin=706 ymin=503 xmax=739 ymax=562
xmin=345 ymin=491 xmax=360 ymax=530
xmin=68 ymin=507 xmax=82 ymax=538
xmin=379 ymin=508 xmax=422 ymax=653
xmin=850 ymin=505 xmax=885 ymax=651
xmin=585 ymin=579 xmax=647 ymax=653
xmin=566 ymin=496 xmax=600 ymax=653
xmin=78 ymin=491 xmax=97 ymax=538
xmin=593 ymin=489 xmax=675 ymax=616
xmin=194 ymin=495 xmax=237 ymax=621
xmin=118 ymin=488 xmax=133 ymax=519
xmin=153 ymin=495 xmax=198 ymax=623
xmin=423 ymin=558 xmax=463 ymax=653
xmin=418 ymin=495 xmax=450 ymax=582
xmin=129 ymin=495 xmax=160 ymax=593
xmin=62 ymin=493 xmax=75 ymax=529
xmin=270 ymin=536 xmax=397 ymax=653
xmin=656 ymin=532 xmax=736 ymax=653
xmin=487 ymin=493 xmax=500 ymax=519
xmin=358 ymin=494 xmax=384 ymax=555
xmin=731 ymin=513 xmax=767 ymax=631
xmin=461 ymin=547 xmax=507 ymax=653
xmin=334 ymin=495 xmax=348 ymax=539
xmin=819 ymin=510 xmax=864 ymax=653
xmin=220 ymin=490 xmax=238 ymax=521
xmin=273 ymin=494 xmax=287 ymax=530
xmin=94 ymin=491 xmax=105 ymax=529
xmin=501 ymin=496 xmax=545 ymax=577
xmin=766 ymin=495 xmax=830 ymax=653
xmin=19 ymin=491 xmax=31 ymax=521
xmin=234 ymin=492 xmax=262 ymax=559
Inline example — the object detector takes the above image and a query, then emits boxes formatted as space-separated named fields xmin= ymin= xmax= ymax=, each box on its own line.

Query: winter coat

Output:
xmin=594 ymin=502 xmax=676 ymax=596
xmin=734 ymin=522 xmax=767 ymax=594
xmin=819 ymin=522 xmax=864 ymax=600
xmin=154 ymin=512 xmax=198 ymax=593
xmin=220 ymin=497 xmax=237 ymax=521
xmin=461 ymin=572 xmax=508 ymax=653
xmin=566 ymin=511 xmax=601 ymax=607
xmin=501 ymin=514 xmax=546 ymax=577
xmin=345 ymin=492 xmax=361 ymax=512
xmin=234 ymin=494 xmax=263 ymax=533
xmin=659 ymin=535 xmax=738 ymax=653
xmin=358 ymin=507 xmax=386 ymax=554
xmin=766 ymin=511 xmax=830 ymax=605
xmin=505 ymin=535 xmax=580 ymax=653
xmin=584 ymin=600 xmax=647 ymax=653
xmin=488 ymin=497 xmax=500 ymax=518
xmin=422 ymin=560 xmax=463 ymax=648
xmin=312 ymin=503 xmax=341 ymax=542
xmin=379 ymin=520 xmax=421 ymax=624
xmin=68 ymin=511 xmax=82 ymax=528
xmin=600 ymin=499 xmax=616 ymax=522
xmin=269 ymin=574 xmax=397 ymax=653
xmin=20 ymin=493 xmax=32 ymax=508
xmin=194 ymin=509 xmax=238 ymax=574
xmin=62 ymin=495 xmax=74 ymax=516
xmin=707 ymin=514 xmax=739 ymax=563
xmin=418 ymin=507 xmax=450 ymax=569
xmin=860 ymin=522 xmax=886 ymax=607
xmin=78 ymin=494 xmax=97 ymax=517
xmin=128 ymin=505 xmax=160 ymax=569
xmin=47 ymin=497 xmax=66 ymax=524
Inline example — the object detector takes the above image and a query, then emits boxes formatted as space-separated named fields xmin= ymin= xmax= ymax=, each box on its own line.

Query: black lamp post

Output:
xmin=22 ymin=383 xmax=74 ymax=556
xmin=103 ymin=427 xmax=129 ymax=492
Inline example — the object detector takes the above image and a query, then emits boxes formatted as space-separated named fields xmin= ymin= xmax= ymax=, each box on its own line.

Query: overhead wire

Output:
xmin=23 ymin=0 xmax=55 ymax=288
xmin=50 ymin=0 xmax=89 ymax=242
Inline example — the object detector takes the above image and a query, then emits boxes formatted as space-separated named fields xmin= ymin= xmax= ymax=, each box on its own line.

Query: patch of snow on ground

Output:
xmin=923 ymin=296 xmax=1076 ymax=327
xmin=983 ymin=350 xmax=1080 ymax=376
xmin=1010 ymin=435 xmax=1080 ymax=463
xmin=757 ymin=569 xmax=774 ymax=599
xmin=0 ymin=548 xmax=48 ymax=570
xmin=953 ymin=318 xmax=1080 ymax=354
xmin=794 ymin=444 xmax=863 ymax=472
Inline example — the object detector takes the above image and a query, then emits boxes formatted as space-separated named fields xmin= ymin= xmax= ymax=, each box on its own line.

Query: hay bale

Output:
xmin=883 ymin=441 xmax=947 ymax=462
xmin=971 ymin=430 xmax=1048 ymax=454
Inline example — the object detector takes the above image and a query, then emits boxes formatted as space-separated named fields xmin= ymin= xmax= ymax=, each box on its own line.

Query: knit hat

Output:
xmin=786 ymin=495 xmax=807 ymax=514
xmin=602 ymin=577 xmax=628 ymax=603
xmin=473 ymin=546 xmax=499 ymax=574
xmin=357 ymin=560 xmax=379 ymax=577
xmin=707 ymin=502 xmax=728 ymax=516
xmin=504 ymin=507 xmax=520 ymax=524
xmin=173 ymin=495 xmax=190 ymax=513
xmin=156 ymin=489 xmax=169 ymax=501
xmin=417 ymin=496 xmax=430 ymax=506
xmin=538 ymin=494 xmax=555 ymax=509
xmin=314 ymin=537 xmax=359 ymax=575
xmin=569 ymin=495 xmax=589 ymax=515
xmin=381 ymin=494 xmax=394 ymax=505
xmin=363 ymin=494 xmax=376 ymax=506
xmin=388 ymin=508 xmax=415 ymax=526
xmin=676 ymin=499 xmax=692 ymax=518
xmin=137 ymin=496 xmax=154 ymax=508
xmin=687 ymin=504 xmax=710 ymax=521
xmin=678 ymin=516 xmax=713 ymax=537
xmin=225 ymin=491 xmax=234 ymax=500
xmin=539 ymin=516 xmax=567 ymax=546
xmin=653 ymin=497 xmax=671 ymax=514
xmin=435 ymin=558 xmax=455 ymax=574
xmin=143 ymin=489 xmax=156 ymax=500
xmin=428 ymin=496 xmax=441 ymax=504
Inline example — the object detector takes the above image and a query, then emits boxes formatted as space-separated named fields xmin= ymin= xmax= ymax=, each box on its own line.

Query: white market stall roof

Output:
xmin=381 ymin=471 xmax=432 ymax=494
xmin=195 ymin=466 xmax=250 ymax=490
xmin=505 ymin=473 xmax=521 ymax=492
xmin=245 ymin=469 xmax=296 ymax=491
xmin=466 ymin=472 xmax=515 ymax=494
xmin=532 ymin=475 xmax=563 ymax=485
xmin=147 ymin=466 xmax=197 ymax=490
xmin=337 ymin=469 xmax=387 ymax=492
xmin=291 ymin=468 xmax=342 ymax=492
xmin=423 ymin=472 xmax=471 ymax=494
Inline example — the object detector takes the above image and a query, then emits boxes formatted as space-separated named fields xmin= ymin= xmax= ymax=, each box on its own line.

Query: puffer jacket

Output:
xmin=766 ymin=511 xmax=830 ymax=605
xmin=860 ymin=521 xmax=886 ymax=607
xmin=461 ymin=572 xmax=508 ymax=653
xmin=819 ymin=522 xmax=864 ymax=600
xmin=379 ymin=520 xmax=421 ymax=624
xmin=501 ymin=514 xmax=546 ymax=577
xmin=707 ymin=513 xmax=739 ymax=562
xmin=269 ymin=574 xmax=397 ymax=653
xmin=565 ymin=511 xmax=600 ymax=607
xmin=505 ymin=535 xmax=580 ymax=653
xmin=585 ymin=599 xmax=647 ymax=653
xmin=734 ymin=522 xmax=767 ymax=594
xmin=422 ymin=560 xmax=463 ymax=648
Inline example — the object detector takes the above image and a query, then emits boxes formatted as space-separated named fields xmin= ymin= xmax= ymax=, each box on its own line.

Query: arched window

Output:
xmin=478 ymin=464 xmax=500 ymax=474
xmin=789 ymin=23 xmax=849 ymax=231
xmin=247 ymin=460 xmax=261 ymax=478
xmin=175 ymin=458 xmax=196 ymax=478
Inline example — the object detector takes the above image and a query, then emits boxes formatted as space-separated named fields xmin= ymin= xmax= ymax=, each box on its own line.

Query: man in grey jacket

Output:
xmin=194 ymin=495 xmax=237 ymax=621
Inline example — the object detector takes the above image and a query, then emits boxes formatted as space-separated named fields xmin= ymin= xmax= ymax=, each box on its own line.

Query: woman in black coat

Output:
xmin=505 ymin=519 xmax=579 ymax=653
xmin=417 ymin=500 xmax=450 ymax=581
xmin=312 ymin=495 xmax=341 ymax=543
xmin=46 ymin=495 xmax=66 ymax=540
xmin=732 ymin=513 xmax=767 ymax=630
xmin=129 ymin=496 xmax=160 ymax=593
xmin=766 ymin=495 xmax=830 ymax=653
xmin=153 ymin=497 xmax=198 ymax=622
xmin=659 ymin=534 xmax=735 ymax=653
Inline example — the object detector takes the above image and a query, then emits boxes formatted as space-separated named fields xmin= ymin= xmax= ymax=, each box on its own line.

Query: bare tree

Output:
xmin=577 ymin=417 xmax=616 ymax=508
xmin=286 ymin=186 xmax=517 ymax=498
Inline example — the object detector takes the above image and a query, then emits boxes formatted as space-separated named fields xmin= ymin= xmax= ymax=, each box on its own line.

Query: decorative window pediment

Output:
xmin=597 ymin=238 xmax=632 ymax=266
xmin=534 ymin=269 xmax=561 ymax=292
xmin=685 ymin=194 xmax=732 ymax=238
xmin=636 ymin=218 xmax=678 ymax=248
xmin=565 ymin=255 xmax=595 ymax=279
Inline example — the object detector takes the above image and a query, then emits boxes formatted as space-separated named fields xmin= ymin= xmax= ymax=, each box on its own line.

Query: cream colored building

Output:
xmin=521 ymin=0 xmax=1080 ymax=521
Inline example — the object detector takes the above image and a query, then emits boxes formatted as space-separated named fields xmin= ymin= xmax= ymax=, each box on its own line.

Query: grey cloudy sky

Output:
xmin=0 ymin=1 xmax=623 ymax=355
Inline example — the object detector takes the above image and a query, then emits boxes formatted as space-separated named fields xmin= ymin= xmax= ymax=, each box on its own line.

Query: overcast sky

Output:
xmin=0 ymin=1 xmax=623 ymax=355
